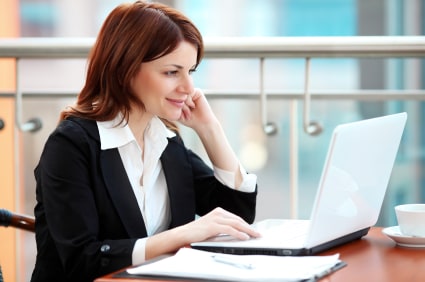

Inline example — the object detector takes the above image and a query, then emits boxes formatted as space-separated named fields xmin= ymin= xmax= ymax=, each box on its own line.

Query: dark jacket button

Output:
xmin=100 ymin=244 xmax=110 ymax=252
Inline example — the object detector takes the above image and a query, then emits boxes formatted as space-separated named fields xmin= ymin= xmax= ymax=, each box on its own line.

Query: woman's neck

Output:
xmin=127 ymin=111 xmax=153 ymax=150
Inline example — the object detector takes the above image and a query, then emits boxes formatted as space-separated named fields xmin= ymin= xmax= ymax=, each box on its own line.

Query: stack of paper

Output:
xmin=127 ymin=248 xmax=345 ymax=281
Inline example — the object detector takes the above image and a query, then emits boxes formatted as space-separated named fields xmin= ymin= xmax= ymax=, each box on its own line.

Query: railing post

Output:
xmin=259 ymin=57 xmax=278 ymax=135
xmin=289 ymin=100 xmax=299 ymax=219
xmin=303 ymin=57 xmax=323 ymax=136
xmin=14 ymin=59 xmax=42 ymax=133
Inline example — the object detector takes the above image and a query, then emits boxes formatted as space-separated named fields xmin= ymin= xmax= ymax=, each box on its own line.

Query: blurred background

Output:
xmin=0 ymin=0 xmax=424 ymax=281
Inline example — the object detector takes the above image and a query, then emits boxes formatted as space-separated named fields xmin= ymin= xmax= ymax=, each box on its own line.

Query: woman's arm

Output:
xmin=179 ymin=88 xmax=244 ymax=188
xmin=145 ymin=207 xmax=260 ymax=260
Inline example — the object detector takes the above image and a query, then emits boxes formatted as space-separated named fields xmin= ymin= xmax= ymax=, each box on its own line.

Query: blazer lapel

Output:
xmin=70 ymin=117 xmax=147 ymax=237
xmin=100 ymin=149 xmax=147 ymax=238
xmin=100 ymin=136 xmax=196 ymax=236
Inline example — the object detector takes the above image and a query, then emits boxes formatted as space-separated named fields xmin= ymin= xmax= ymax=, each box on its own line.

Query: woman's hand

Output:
xmin=180 ymin=207 xmax=261 ymax=243
xmin=145 ymin=208 xmax=261 ymax=261
xmin=179 ymin=88 xmax=218 ymax=131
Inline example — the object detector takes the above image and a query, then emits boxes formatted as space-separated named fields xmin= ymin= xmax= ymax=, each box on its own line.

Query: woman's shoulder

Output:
xmin=53 ymin=117 xmax=100 ymax=143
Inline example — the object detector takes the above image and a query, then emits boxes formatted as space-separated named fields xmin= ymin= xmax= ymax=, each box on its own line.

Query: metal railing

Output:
xmin=1 ymin=36 xmax=425 ymax=217
xmin=1 ymin=36 xmax=425 ymax=134
xmin=1 ymin=36 xmax=425 ymax=58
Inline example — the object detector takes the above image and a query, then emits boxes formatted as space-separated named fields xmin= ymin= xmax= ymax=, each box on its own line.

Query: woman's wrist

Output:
xmin=193 ymin=117 xmax=221 ymax=138
xmin=145 ymin=225 xmax=191 ymax=260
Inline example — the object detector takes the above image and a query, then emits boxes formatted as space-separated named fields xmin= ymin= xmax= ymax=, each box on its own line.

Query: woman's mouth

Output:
xmin=167 ymin=98 xmax=185 ymax=108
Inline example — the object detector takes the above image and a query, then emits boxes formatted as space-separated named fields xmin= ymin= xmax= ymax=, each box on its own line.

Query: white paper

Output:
xmin=127 ymin=248 xmax=342 ymax=282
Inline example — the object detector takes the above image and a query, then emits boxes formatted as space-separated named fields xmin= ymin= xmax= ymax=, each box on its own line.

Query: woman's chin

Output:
xmin=159 ymin=113 xmax=181 ymax=122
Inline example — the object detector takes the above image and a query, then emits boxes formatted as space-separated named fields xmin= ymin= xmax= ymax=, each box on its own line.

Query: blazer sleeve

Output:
xmin=163 ymin=136 xmax=257 ymax=223
xmin=189 ymin=149 xmax=258 ymax=223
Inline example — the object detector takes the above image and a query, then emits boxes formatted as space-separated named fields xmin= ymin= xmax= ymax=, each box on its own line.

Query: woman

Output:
xmin=31 ymin=1 xmax=259 ymax=281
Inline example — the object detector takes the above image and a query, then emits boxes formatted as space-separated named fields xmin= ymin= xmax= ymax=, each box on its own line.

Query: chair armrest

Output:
xmin=0 ymin=208 xmax=35 ymax=232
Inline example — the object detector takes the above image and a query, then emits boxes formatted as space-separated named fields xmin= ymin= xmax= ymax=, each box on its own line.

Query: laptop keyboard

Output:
xmin=253 ymin=219 xmax=310 ymax=243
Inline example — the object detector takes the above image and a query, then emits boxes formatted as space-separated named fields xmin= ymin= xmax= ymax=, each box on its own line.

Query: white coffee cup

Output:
xmin=395 ymin=204 xmax=425 ymax=237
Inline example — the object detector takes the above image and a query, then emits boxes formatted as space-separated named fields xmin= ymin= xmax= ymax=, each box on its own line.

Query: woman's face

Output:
xmin=131 ymin=41 xmax=197 ymax=121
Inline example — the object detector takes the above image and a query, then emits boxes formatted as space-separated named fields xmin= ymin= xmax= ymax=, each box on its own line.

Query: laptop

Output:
xmin=192 ymin=112 xmax=407 ymax=256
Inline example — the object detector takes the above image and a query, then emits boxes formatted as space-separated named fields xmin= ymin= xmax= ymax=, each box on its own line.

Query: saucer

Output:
xmin=382 ymin=226 xmax=425 ymax=248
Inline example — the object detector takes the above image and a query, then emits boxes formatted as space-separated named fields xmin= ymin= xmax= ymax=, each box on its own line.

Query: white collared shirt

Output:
xmin=97 ymin=115 xmax=257 ymax=265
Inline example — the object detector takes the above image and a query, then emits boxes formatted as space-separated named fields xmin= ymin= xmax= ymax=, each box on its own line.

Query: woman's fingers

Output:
xmin=204 ymin=207 xmax=261 ymax=240
xmin=217 ymin=217 xmax=261 ymax=239
xmin=179 ymin=90 xmax=199 ymax=121
xmin=184 ymin=88 xmax=201 ymax=109
xmin=180 ymin=103 xmax=191 ymax=120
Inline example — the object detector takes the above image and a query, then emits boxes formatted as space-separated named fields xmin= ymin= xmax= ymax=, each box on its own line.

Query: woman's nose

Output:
xmin=177 ymin=74 xmax=194 ymax=94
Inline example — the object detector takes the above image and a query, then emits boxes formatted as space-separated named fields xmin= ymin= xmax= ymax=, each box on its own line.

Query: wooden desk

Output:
xmin=320 ymin=227 xmax=425 ymax=282
xmin=95 ymin=227 xmax=425 ymax=282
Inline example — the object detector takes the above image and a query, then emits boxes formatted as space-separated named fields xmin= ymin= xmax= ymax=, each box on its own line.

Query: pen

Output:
xmin=212 ymin=255 xmax=255 ymax=270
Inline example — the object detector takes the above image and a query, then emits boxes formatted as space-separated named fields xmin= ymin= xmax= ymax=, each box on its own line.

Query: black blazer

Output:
xmin=30 ymin=117 xmax=257 ymax=282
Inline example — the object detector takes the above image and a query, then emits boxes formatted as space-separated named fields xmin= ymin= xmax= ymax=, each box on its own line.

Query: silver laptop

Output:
xmin=192 ymin=112 xmax=407 ymax=256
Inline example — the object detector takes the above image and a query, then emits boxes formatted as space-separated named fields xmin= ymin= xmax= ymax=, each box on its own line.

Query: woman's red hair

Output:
xmin=60 ymin=1 xmax=204 ymax=132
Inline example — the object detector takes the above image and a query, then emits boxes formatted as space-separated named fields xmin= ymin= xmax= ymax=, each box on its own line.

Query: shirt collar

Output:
xmin=97 ymin=115 xmax=176 ymax=150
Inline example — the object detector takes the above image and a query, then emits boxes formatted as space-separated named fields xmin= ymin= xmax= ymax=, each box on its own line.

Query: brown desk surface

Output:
xmin=95 ymin=227 xmax=425 ymax=282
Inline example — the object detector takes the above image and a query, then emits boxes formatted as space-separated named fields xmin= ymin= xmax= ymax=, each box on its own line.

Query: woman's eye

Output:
xmin=189 ymin=69 xmax=197 ymax=75
xmin=165 ymin=70 xmax=178 ymax=76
